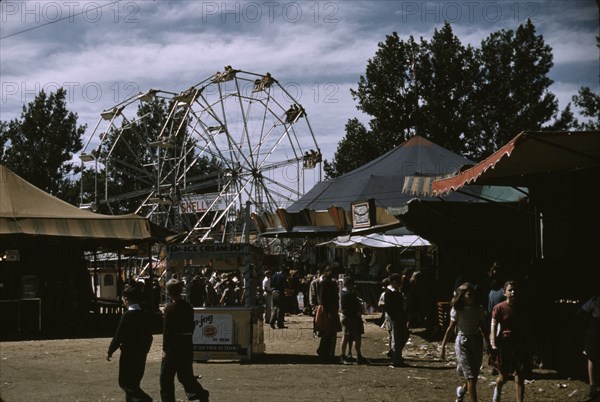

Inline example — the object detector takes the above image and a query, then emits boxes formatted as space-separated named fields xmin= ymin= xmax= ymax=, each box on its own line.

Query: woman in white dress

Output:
xmin=440 ymin=282 xmax=486 ymax=402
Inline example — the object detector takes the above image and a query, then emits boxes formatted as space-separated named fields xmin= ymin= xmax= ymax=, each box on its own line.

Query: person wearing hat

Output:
xmin=107 ymin=285 xmax=153 ymax=402
xmin=160 ymin=279 xmax=209 ymax=402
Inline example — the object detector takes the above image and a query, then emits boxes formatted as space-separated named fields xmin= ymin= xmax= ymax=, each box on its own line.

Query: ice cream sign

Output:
xmin=193 ymin=313 xmax=234 ymax=345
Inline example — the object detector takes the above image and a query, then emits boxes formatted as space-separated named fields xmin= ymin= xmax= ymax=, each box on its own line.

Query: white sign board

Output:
xmin=193 ymin=312 xmax=236 ymax=352
xmin=178 ymin=193 xmax=229 ymax=213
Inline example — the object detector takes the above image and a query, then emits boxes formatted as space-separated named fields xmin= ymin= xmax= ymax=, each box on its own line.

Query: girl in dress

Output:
xmin=441 ymin=282 xmax=486 ymax=402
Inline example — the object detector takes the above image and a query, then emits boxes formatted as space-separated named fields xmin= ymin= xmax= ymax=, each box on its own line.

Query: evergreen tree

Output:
xmin=1 ymin=88 xmax=85 ymax=202
xmin=418 ymin=23 xmax=479 ymax=156
xmin=475 ymin=19 xmax=557 ymax=157
xmin=327 ymin=20 xmax=564 ymax=177
xmin=323 ymin=118 xmax=376 ymax=178
xmin=545 ymin=103 xmax=578 ymax=131
xmin=572 ymin=87 xmax=600 ymax=130
xmin=0 ymin=121 xmax=7 ymax=162
xmin=351 ymin=32 xmax=420 ymax=148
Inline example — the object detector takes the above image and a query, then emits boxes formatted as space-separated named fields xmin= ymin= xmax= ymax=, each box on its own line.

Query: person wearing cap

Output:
xmin=107 ymin=285 xmax=153 ymax=402
xmin=160 ymin=279 xmax=209 ymax=402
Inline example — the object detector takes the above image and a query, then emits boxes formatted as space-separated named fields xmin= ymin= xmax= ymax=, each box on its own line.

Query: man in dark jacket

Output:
xmin=160 ymin=279 xmax=209 ymax=402
xmin=269 ymin=266 xmax=289 ymax=328
xmin=381 ymin=273 xmax=409 ymax=367
xmin=107 ymin=285 xmax=153 ymax=402
xmin=316 ymin=266 xmax=341 ymax=360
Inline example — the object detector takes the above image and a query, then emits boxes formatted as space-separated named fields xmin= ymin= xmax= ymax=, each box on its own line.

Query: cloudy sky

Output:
xmin=1 ymin=0 xmax=598 ymax=163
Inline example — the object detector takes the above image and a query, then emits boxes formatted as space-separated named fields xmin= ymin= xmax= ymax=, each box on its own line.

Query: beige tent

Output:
xmin=0 ymin=165 xmax=163 ymax=248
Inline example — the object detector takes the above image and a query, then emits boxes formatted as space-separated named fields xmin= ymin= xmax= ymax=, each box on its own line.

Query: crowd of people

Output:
xmin=106 ymin=259 xmax=599 ymax=402
xmin=261 ymin=260 xmax=599 ymax=402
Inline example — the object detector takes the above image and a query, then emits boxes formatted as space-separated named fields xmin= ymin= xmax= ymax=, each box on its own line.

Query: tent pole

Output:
xmin=117 ymin=252 xmax=122 ymax=299
xmin=148 ymin=241 xmax=154 ymax=309
xmin=93 ymin=251 xmax=98 ymax=299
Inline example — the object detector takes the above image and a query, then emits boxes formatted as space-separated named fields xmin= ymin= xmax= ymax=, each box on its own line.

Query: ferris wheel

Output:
xmin=79 ymin=67 xmax=322 ymax=243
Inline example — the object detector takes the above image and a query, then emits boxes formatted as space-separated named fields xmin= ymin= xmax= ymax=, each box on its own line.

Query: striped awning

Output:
xmin=1 ymin=165 xmax=156 ymax=245
xmin=402 ymin=175 xmax=445 ymax=196
xmin=0 ymin=215 xmax=152 ymax=241
xmin=431 ymin=130 xmax=600 ymax=195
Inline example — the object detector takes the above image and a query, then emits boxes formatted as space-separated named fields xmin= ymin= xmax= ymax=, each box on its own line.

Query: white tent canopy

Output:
xmin=318 ymin=233 xmax=430 ymax=248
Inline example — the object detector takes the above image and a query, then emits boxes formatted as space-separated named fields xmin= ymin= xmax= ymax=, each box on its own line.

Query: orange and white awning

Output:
xmin=431 ymin=131 xmax=600 ymax=195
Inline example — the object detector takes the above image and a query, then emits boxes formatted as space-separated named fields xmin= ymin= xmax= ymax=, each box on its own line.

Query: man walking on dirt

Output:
xmin=107 ymin=285 xmax=153 ymax=402
xmin=269 ymin=266 xmax=289 ymax=328
xmin=160 ymin=279 xmax=210 ymax=402
xmin=381 ymin=273 xmax=409 ymax=367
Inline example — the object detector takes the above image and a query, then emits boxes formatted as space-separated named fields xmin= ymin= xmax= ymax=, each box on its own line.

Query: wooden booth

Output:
xmin=165 ymin=243 xmax=265 ymax=362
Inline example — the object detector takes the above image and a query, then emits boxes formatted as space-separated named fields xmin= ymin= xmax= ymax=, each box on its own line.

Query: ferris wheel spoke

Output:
xmin=105 ymin=140 xmax=155 ymax=184
xmin=254 ymin=93 xmax=271 ymax=166
xmin=109 ymin=158 xmax=155 ymax=186
xmin=254 ymin=178 xmax=296 ymax=211
xmin=187 ymin=124 xmax=233 ymax=170
xmin=255 ymin=123 xmax=298 ymax=171
xmin=234 ymin=77 xmax=257 ymax=167
xmin=260 ymin=174 xmax=302 ymax=199
xmin=246 ymin=99 xmax=307 ymax=167
xmin=190 ymin=94 xmax=254 ymax=171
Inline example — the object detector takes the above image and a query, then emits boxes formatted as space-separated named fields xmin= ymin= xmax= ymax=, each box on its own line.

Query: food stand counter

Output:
xmin=165 ymin=243 xmax=265 ymax=362
xmin=193 ymin=306 xmax=265 ymax=362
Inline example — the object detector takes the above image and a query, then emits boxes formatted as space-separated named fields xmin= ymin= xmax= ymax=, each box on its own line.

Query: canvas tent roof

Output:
xmin=424 ymin=130 xmax=600 ymax=248
xmin=0 ymin=165 xmax=167 ymax=248
xmin=431 ymin=131 xmax=600 ymax=194
xmin=287 ymin=136 xmax=521 ymax=212
xmin=388 ymin=130 xmax=600 ymax=246
xmin=254 ymin=136 xmax=526 ymax=238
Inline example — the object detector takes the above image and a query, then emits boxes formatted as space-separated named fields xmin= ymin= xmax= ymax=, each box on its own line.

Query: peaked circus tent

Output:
xmin=0 ymin=165 xmax=165 ymax=247
xmin=287 ymin=135 xmax=515 ymax=212
xmin=253 ymin=136 xmax=526 ymax=238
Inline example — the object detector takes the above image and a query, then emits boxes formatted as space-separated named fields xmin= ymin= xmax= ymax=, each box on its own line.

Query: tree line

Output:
xmin=324 ymin=20 xmax=600 ymax=178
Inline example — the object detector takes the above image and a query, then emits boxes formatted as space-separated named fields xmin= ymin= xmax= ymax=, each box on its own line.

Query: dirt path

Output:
xmin=0 ymin=314 xmax=592 ymax=401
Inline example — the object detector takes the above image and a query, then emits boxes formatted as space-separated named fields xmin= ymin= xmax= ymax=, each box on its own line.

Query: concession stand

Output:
xmin=165 ymin=243 xmax=265 ymax=362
